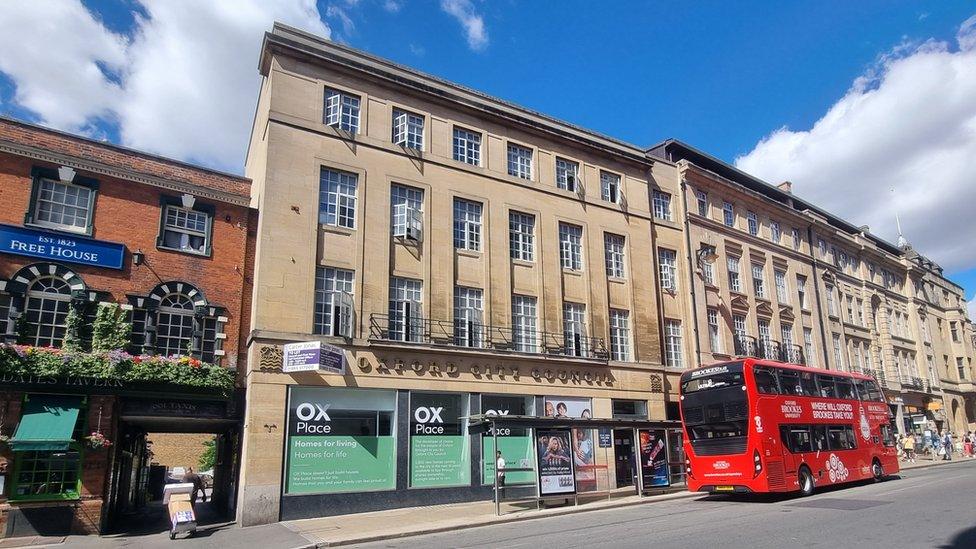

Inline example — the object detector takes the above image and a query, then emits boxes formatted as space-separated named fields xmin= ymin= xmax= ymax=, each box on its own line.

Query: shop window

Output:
xmin=481 ymin=394 xmax=534 ymax=485
xmin=612 ymin=399 xmax=647 ymax=418
xmin=24 ymin=275 xmax=73 ymax=347
xmin=128 ymin=307 xmax=148 ymax=354
xmin=284 ymin=387 xmax=397 ymax=495
xmin=409 ymin=392 xmax=470 ymax=488
xmin=11 ymin=401 xmax=85 ymax=501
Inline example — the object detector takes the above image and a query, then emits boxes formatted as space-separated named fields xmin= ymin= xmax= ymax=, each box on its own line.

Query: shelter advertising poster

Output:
xmin=482 ymin=395 xmax=534 ymax=485
xmin=409 ymin=392 xmax=471 ymax=488
xmin=638 ymin=429 xmax=670 ymax=488
xmin=536 ymin=429 xmax=576 ymax=495
xmin=544 ymin=397 xmax=595 ymax=489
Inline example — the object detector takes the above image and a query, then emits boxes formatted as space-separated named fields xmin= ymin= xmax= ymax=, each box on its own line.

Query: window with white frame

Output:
xmin=826 ymin=284 xmax=837 ymax=316
xmin=601 ymin=171 xmax=621 ymax=204
xmin=855 ymin=298 xmax=865 ymax=326
xmin=609 ymin=309 xmax=631 ymax=362
xmin=389 ymin=277 xmax=423 ymax=342
xmin=832 ymin=333 xmax=844 ymax=370
xmin=723 ymin=201 xmax=735 ymax=227
xmin=747 ymin=211 xmax=759 ymax=236
xmin=664 ymin=319 xmax=683 ymax=368
xmin=453 ymin=198 xmax=482 ymax=251
xmin=391 ymin=184 xmax=424 ymax=240
xmin=324 ymin=88 xmax=360 ymax=133
xmin=24 ymin=276 xmax=72 ymax=347
xmin=695 ymin=189 xmax=708 ymax=217
xmin=156 ymin=293 xmax=195 ymax=357
xmin=392 ymin=109 xmax=424 ymax=149
xmin=733 ymin=314 xmax=747 ymax=344
xmin=702 ymin=259 xmax=715 ymax=286
xmin=319 ymin=168 xmax=358 ymax=228
xmin=770 ymin=221 xmax=781 ymax=243
xmin=563 ymin=302 xmax=588 ymax=357
xmin=454 ymin=286 xmax=484 ymax=348
xmin=453 ymin=127 xmax=482 ymax=165
xmin=758 ymin=319 xmax=772 ymax=358
xmin=509 ymin=211 xmax=535 ymax=261
xmin=752 ymin=263 xmax=766 ymax=298
xmin=512 ymin=295 xmax=538 ymax=353
xmin=32 ymin=179 xmax=93 ymax=233
xmin=803 ymin=328 xmax=815 ymax=366
xmin=818 ymin=238 xmax=827 ymax=258
xmin=658 ymin=248 xmax=677 ymax=292
xmin=791 ymin=228 xmax=801 ymax=251
xmin=507 ymin=144 xmax=533 ymax=180
xmin=781 ymin=323 xmax=793 ymax=347
xmin=707 ymin=308 xmax=722 ymax=353
xmin=727 ymin=256 xmax=741 ymax=293
xmin=652 ymin=190 xmax=672 ymax=220
xmin=313 ymin=267 xmax=355 ymax=337
xmin=160 ymin=205 xmax=210 ymax=254
xmin=774 ymin=270 xmax=788 ymax=303
xmin=555 ymin=157 xmax=579 ymax=192
xmin=605 ymin=233 xmax=625 ymax=278
xmin=559 ymin=223 xmax=583 ymax=270
xmin=796 ymin=274 xmax=808 ymax=309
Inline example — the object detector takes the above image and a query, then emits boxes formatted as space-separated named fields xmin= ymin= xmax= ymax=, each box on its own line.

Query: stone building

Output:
xmin=649 ymin=139 xmax=976 ymax=436
xmin=0 ymin=117 xmax=252 ymax=536
xmin=238 ymin=24 xmax=688 ymax=526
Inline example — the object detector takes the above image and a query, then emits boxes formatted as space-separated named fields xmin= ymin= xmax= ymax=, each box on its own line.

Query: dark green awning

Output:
xmin=10 ymin=395 xmax=82 ymax=451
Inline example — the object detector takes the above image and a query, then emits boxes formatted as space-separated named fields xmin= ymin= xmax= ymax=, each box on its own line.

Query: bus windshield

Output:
xmin=680 ymin=362 xmax=745 ymax=394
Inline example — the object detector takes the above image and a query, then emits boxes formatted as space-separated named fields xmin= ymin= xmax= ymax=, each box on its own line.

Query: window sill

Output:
xmin=608 ymin=276 xmax=627 ymax=285
xmin=157 ymin=245 xmax=211 ymax=258
xmin=562 ymin=268 xmax=583 ymax=277
xmin=511 ymin=259 xmax=535 ymax=268
xmin=321 ymin=223 xmax=356 ymax=236
xmin=25 ymin=222 xmax=92 ymax=238
xmin=456 ymin=248 xmax=482 ymax=258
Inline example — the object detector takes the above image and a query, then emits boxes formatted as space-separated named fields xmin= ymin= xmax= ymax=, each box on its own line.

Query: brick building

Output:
xmin=0 ymin=117 xmax=253 ymax=537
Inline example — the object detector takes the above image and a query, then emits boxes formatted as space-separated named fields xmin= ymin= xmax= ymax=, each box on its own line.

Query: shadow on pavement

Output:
xmin=106 ymin=500 xmax=233 ymax=538
xmin=695 ymin=475 xmax=902 ymax=504
xmin=941 ymin=525 xmax=976 ymax=549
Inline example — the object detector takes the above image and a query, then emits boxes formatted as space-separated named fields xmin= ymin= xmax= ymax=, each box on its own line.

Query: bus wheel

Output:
xmin=872 ymin=459 xmax=884 ymax=481
xmin=798 ymin=467 xmax=815 ymax=496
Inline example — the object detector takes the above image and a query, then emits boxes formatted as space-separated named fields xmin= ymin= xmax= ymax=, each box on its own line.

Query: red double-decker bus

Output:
xmin=679 ymin=359 xmax=899 ymax=496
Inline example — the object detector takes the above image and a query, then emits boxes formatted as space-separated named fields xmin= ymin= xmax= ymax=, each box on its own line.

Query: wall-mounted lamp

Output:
xmin=132 ymin=249 xmax=145 ymax=266
xmin=696 ymin=244 xmax=718 ymax=268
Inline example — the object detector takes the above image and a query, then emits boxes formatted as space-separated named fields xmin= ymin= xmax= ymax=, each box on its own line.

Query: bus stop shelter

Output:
xmin=467 ymin=415 xmax=683 ymax=515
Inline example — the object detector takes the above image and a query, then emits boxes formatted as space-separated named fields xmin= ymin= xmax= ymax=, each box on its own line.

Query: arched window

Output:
xmin=155 ymin=293 xmax=195 ymax=356
xmin=25 ymin=275 xmax=73 ymax=347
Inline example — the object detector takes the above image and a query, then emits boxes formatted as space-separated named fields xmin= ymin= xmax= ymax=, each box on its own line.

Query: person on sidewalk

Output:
xmin=495 ymin=450 xmax=506 ymax=498
xmin=902 ymin=433 xmax=916 ymax=463
xmin=964 ymin=431 xmax=973 ymax=458
xmin=184 ymin=467 xmax=207 ymax=505
xmin=942 ymin=431 xmax=953 ymax=461
xmin=932 ymin=432 xmax=943 ymax=461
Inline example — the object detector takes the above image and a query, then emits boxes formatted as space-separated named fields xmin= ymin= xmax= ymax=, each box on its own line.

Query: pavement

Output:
xmin=2 ymin=457 xmax=972 ymax=548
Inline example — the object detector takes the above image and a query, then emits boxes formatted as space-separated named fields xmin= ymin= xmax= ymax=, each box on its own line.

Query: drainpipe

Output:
xmin=806 ymin=224 xmax=832 ymax=368
xmin=680 ymin=177 xmax=703 ymax=366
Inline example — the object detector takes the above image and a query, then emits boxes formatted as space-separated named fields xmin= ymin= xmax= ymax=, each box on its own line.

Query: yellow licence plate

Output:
xmin=714 ymin=486 xmax=735 ymax=492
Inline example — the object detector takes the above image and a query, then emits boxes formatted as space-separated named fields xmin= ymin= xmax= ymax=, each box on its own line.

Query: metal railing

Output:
xmin=900 ymin=375 xmax=925 ymax=391
xmin=733 ymin=335 xmax=805 ymax=364
xmin=778 ymin=344 xmax=806 ymax=365
xmin=368 ymin=313 xmax=609 ymax=361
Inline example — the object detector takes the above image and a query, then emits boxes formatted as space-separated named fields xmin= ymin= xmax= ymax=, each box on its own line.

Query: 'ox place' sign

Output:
xmin=0 ymin=224 xmax=125 ymax=269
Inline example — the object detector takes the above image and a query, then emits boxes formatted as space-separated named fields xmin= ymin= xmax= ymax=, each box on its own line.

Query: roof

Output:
xmin=648 ymin=139 xmax=905 ymax=257
xmin=260 ymin=23 xmax=657 ymax=166
xmin=0 ymin=116 xmax=251 ymax=205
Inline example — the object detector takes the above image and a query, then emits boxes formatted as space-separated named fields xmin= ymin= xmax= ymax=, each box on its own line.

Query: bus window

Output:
xmin=812 ymin=425 xmax=827 ymax=451
xmin=836 ymin=378 xmax=856 ymax=400
xmin=754 ymin=367 xmax=780 ymax=394
xmin=688 ymin=422 xmax=747 ymax=440
xmin=863 ymin=380 xmax=885 ymax=402
xmin=817 ymin=375 xmax=838 ymax=399
xmin=853 ymin=379 xmax=868 ymax=400
xmin=827 ymin=426 xmax=854 ymax=450
xmin=778 ymin=369 xmax=801 ymax=396
xmin=798 ymin=372 xmax=818 ymax=397
xmin=780 ymin=425 xmax=812 ymax=453
xmin=844 ymin=426 xmax=857 ymax=449
xmin=880 ymin=424 xmax=896 ymax=447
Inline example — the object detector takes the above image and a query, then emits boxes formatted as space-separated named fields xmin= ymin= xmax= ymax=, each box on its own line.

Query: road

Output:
xmin=352 ymin=460 xmax=976 ymax=549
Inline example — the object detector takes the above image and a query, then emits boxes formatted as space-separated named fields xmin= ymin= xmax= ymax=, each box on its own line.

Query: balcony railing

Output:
xmin=733 ymin=335 xmax=805 ymax=364
xmin=368 ymin=313 xmax=609 ymax=361
xmin=900 ymin=375 xmax=926 ymax=392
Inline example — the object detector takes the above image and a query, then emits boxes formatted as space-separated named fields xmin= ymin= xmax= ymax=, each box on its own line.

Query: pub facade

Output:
xmin=0 ymin=117 xmax=253 ymax=536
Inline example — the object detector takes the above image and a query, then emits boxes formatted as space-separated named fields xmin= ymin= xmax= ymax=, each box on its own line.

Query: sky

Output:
xmin=1 ymin=0 xmax=975 ymax=310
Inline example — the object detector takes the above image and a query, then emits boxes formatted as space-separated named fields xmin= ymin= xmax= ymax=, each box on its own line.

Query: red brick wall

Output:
xmin=0 ymin=152 xmax=252 ymax=368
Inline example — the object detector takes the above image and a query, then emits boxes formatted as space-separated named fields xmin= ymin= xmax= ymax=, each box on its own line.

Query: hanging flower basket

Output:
xmin=85 ymin=431 xmax=113 ymax=450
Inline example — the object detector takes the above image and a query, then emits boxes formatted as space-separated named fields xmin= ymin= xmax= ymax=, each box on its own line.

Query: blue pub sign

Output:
xmin=0 ymin=224 xmax=125 ymax=270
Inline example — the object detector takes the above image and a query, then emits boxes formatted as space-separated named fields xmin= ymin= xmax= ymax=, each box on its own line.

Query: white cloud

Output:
xmin=0 ymin=1 xmax=127 ymax=131
xmin=736 ymin=14 xmax=976 ymax=272
xmin=440 ymin=0 xmax=488 ymax=51
xmin=0 ymin=0 xmax=331 ymax=171
xmin=968 ymin=297 xmax=976 ymax=321
xmin=383 ymin=0 xmax=402 ymax=13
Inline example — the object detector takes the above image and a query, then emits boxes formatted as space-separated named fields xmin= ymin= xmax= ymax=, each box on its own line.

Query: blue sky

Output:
xmin=1 ymin=1 xmax=975 ymax=302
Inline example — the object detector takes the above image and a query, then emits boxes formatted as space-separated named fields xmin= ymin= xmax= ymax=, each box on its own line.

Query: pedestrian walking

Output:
xmin=902 ymin=433 xmax=916 ymax=463
xmin=942 ymin=431 xmax=953 ymax=461
xmin=495 ymin=450 xmax=506 ymax=498
xmin=183 ymin=467 xmax=207 ymax=505
xmin=932 ymin=432 xmax=943 ymax=461
xmin=964 ymin=431 xmax=973 ymax=458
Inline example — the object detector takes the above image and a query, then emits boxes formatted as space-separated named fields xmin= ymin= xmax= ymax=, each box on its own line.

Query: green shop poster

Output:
xmin=483 ymin=436 xmax=535 ymax=485
xmin=409 ymin=392 xmax=471 ymax=487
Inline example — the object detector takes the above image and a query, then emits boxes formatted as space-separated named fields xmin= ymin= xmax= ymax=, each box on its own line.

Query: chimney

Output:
xmin=777 ymin=181 xmax=793 ymax=194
